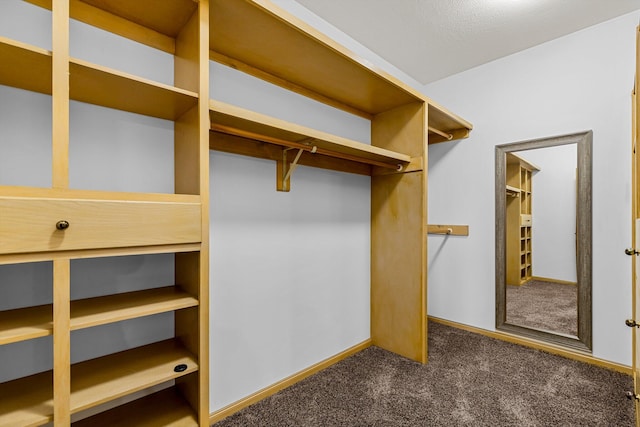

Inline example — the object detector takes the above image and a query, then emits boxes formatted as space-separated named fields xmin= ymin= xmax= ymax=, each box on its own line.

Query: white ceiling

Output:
xmin=295 ymin=0 xmax=640 ymax=85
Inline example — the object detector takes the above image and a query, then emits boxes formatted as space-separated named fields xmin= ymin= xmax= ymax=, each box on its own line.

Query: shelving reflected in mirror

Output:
xmin=495 ymin=131 xmax=592 ymax=352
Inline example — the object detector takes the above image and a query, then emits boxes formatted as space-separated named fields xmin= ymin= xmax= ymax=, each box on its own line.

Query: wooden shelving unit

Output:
xmin=206 ymin=0 xmax=473 ymax=365
xmin=0 ymin=339 xmax=197 ymax=427
xmin=1 ymin=0 xmax=209 ymax=425
xmin=506 ymin=153 xmax=539 ymax=286
xmin=3 ymin=0 xmax=472 ymax=424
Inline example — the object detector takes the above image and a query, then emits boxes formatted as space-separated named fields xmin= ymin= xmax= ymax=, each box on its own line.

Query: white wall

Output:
xmin=425 ymin=10 xmax=640 ymax=365
xmin=520 ymin=145 xmax=577 ymax=283
xmin=208 ymin=5 xmax=373 ymax=410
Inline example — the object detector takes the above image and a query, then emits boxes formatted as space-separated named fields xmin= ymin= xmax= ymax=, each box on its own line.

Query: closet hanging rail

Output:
xmin=211 ymin=124 xmax=404 ymax=171
xmin=428 ymin=126 xmax=453 ymax=141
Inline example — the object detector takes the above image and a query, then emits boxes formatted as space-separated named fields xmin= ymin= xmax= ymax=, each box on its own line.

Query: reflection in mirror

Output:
xmin=495 ymin=131 xmax=592 ymax=352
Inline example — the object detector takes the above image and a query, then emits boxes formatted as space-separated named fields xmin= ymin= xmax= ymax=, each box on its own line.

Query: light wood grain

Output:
xmin=70 ymin=339 xmax=197 ymax=414
xmin=372 ymin=102 xmax=426 ymax=157
xmin=52 ymin=0 xmax=70 ymax=191
xmin=72 ymin=387 xmax=198 ymax=427
xmin=0 ymin=197 xmax=201 ymax=255
xmin=210 ymin=100 xmax=411 ymax=164
xmin=0 ymin=36 xmax=52 ymax=94
xmin=0 ymin=304 xmax=52 ymax=345
xmin=0 ymin=243 xmax=201 ymax=266
xmin=371 ymin=102 xmax=427 ymax=363
xmin=209 ymin=0 xmax=421 ymax=115
xmin=210 ymin=132 xmax=372 ymax=176
xmin=71 ymin=287 xmax=198 ymax=331
xmin=0 ymin=187 xmax=200 ymax=203
xmin=53 ymin=259 xmax=71 ymax=426
xmin=427 ymin=103 xmax=472 ymax=143
xmin=0 ymin=370 xmax=53 ymax=427
xmin=0 ymin=287 xmax=198 ymax=344
xmin=25 ymin=0 xmax=176 ymax=53
xmin=69 ymin=58 xmax=198 ymax=120
xmin=0 ymin=340 xmax=197 ymax=426
xmin=427 ymin=224 xmax=469 ymax=236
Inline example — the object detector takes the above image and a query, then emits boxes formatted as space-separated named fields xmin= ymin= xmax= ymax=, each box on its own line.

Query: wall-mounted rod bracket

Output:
xmin=277 ymin=146 xmax=317 ymax=192
xmin=427 ymin=224 xmax=469 ymax=236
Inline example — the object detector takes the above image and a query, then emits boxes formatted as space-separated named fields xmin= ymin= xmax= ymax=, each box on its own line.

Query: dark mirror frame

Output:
xmin=495 ymin=130 xmax=592 ymax=352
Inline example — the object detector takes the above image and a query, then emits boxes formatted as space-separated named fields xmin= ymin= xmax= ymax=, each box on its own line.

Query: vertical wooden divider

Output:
xmin=53 ymin=259 xmax=71 ymax=426
xmin=174 ymin=0 xmax=210 ymax=424
xmin=52 ymin=1 xmax=71 ymax=425
xmin=371 ymin=102 xmax=428 ymax=363
xmin=52 ymin=0 xmax=69 ymax=190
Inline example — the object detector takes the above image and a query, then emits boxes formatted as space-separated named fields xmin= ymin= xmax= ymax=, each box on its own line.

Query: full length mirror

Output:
xmin=495 ymin=131 xmax=592 ymax=352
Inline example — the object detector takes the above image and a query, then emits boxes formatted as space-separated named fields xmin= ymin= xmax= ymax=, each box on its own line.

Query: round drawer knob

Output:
xmin=56 ymin=220 xmax=70 ymax=230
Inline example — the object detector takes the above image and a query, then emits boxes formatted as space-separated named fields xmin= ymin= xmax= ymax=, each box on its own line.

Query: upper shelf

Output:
xmin=0 ymin=36 xmax=52 ymax=95
xmin=428 ymin=103 xmax=473 ymax=144
xmin=210 ymin=0 xmax=423 ymax=118
xmin=0 ymin=37 xmax=197 ymax=120
xmin=25 ymin=0 xmax=198 ymax=54
xmin=21 ymin=0 xmax=472 ymax=137
xmin=210 ymin=100 xmax=411 ymax=172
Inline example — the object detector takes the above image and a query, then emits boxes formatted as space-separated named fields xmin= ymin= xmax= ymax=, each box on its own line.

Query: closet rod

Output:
xmin=428 ymin=126 xmax=453 ymax=141
xmin=211 ymin=124 xmax=404 ymax=171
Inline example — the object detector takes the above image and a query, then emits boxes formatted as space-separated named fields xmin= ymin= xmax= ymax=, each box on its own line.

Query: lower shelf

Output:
xmin=0 ymin=339 xmax=197 ymax=427
xmin=72 ymin=387 xmax=198 ymax=427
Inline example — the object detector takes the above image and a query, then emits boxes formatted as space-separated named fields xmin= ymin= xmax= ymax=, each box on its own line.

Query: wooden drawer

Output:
xmin=520 ymin=214 xmax=532 ymax=226
xmin=0 ymin=197 xmax=201 ymax=255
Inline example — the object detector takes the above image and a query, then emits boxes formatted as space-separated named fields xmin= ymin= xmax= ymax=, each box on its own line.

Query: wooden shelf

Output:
xmin=210 ymin=100 xmax=411 ymax=172
xmin=209 ymin=0 xmax=422 ymax=118
xmin=0 ymin=287 xmax=197 ymax=345
xmin=0 ymin=339 xmax=196 ymax=426
xmin=71 ymin=339 xmax=198 ymax=413
xmin=72 ymin=387 xmax=198 ymax=427
xmin=0 ymin=304 xmax=51 ymax=345
xmin=0 ymin=36 xmax=52 ymax=95
xmin=428 ymin=103 xmax=473 ymax=144
xmin=0 ymin=37 xmax=197 ymax=119
xmin=506 ymin=185 xmax=520 ymax=197
xmin=0 ymin=370 xmax=53 ymax=427
xmin=70 ymin=58 xmax=198 ymax=120
xmin=25 ymin=0 xmax=197 ymax=54
xmin=71 ymin=287 xmax=198 ymax=331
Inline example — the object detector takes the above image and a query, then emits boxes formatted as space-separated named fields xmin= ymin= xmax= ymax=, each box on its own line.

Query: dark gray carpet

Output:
xmin=213 ymin=322 xmax=633 ymax=426
xmin=507 ymin=280 xmax=577 ymax=336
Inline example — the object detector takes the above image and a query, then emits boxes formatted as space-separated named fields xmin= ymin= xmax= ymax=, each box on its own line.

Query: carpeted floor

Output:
xmin=507 ymin=279 xmax=577 ymax=336
xmin=213 ymin=322 xmax=633 ymax=426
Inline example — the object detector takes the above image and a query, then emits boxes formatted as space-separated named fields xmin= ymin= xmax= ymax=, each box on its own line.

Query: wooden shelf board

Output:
xmin=0 ymin=370 xmax=53 ymax=427
xmin=0 ymin=287 xmax=197 ymax=344
xmin=428 ymin=103 xmax=473 ymax=144
xmin=76 ymin=0 xmax=197 ymax=39
xmin=71 ymin=286 xmax=198 ymax=331
xmin=0 ymin=304 xmax=51 ymax=345
xmin=70 ymin=339 xmax=198 ymax=414
xmin=72 ymin=387 xmax=198 ymax=427
xmin=0 ymin=36 xmax=52 ymax=95
xmin=70 ymin=58 xmax=198 ymax=120
xmin=25 ymin=0 xmax=194 ymax=50
xmin=0 ymin=340 xmax=196 ymax=426
xmin=0 ymin=243 xmax=201 ymax=267
xmin=210 ymin=100 xmax=411 ymax=165
xmin=0 ymin=186 xmax=201 ymax=203
xmin=210 ymin=0 xmax=423 ymax=116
